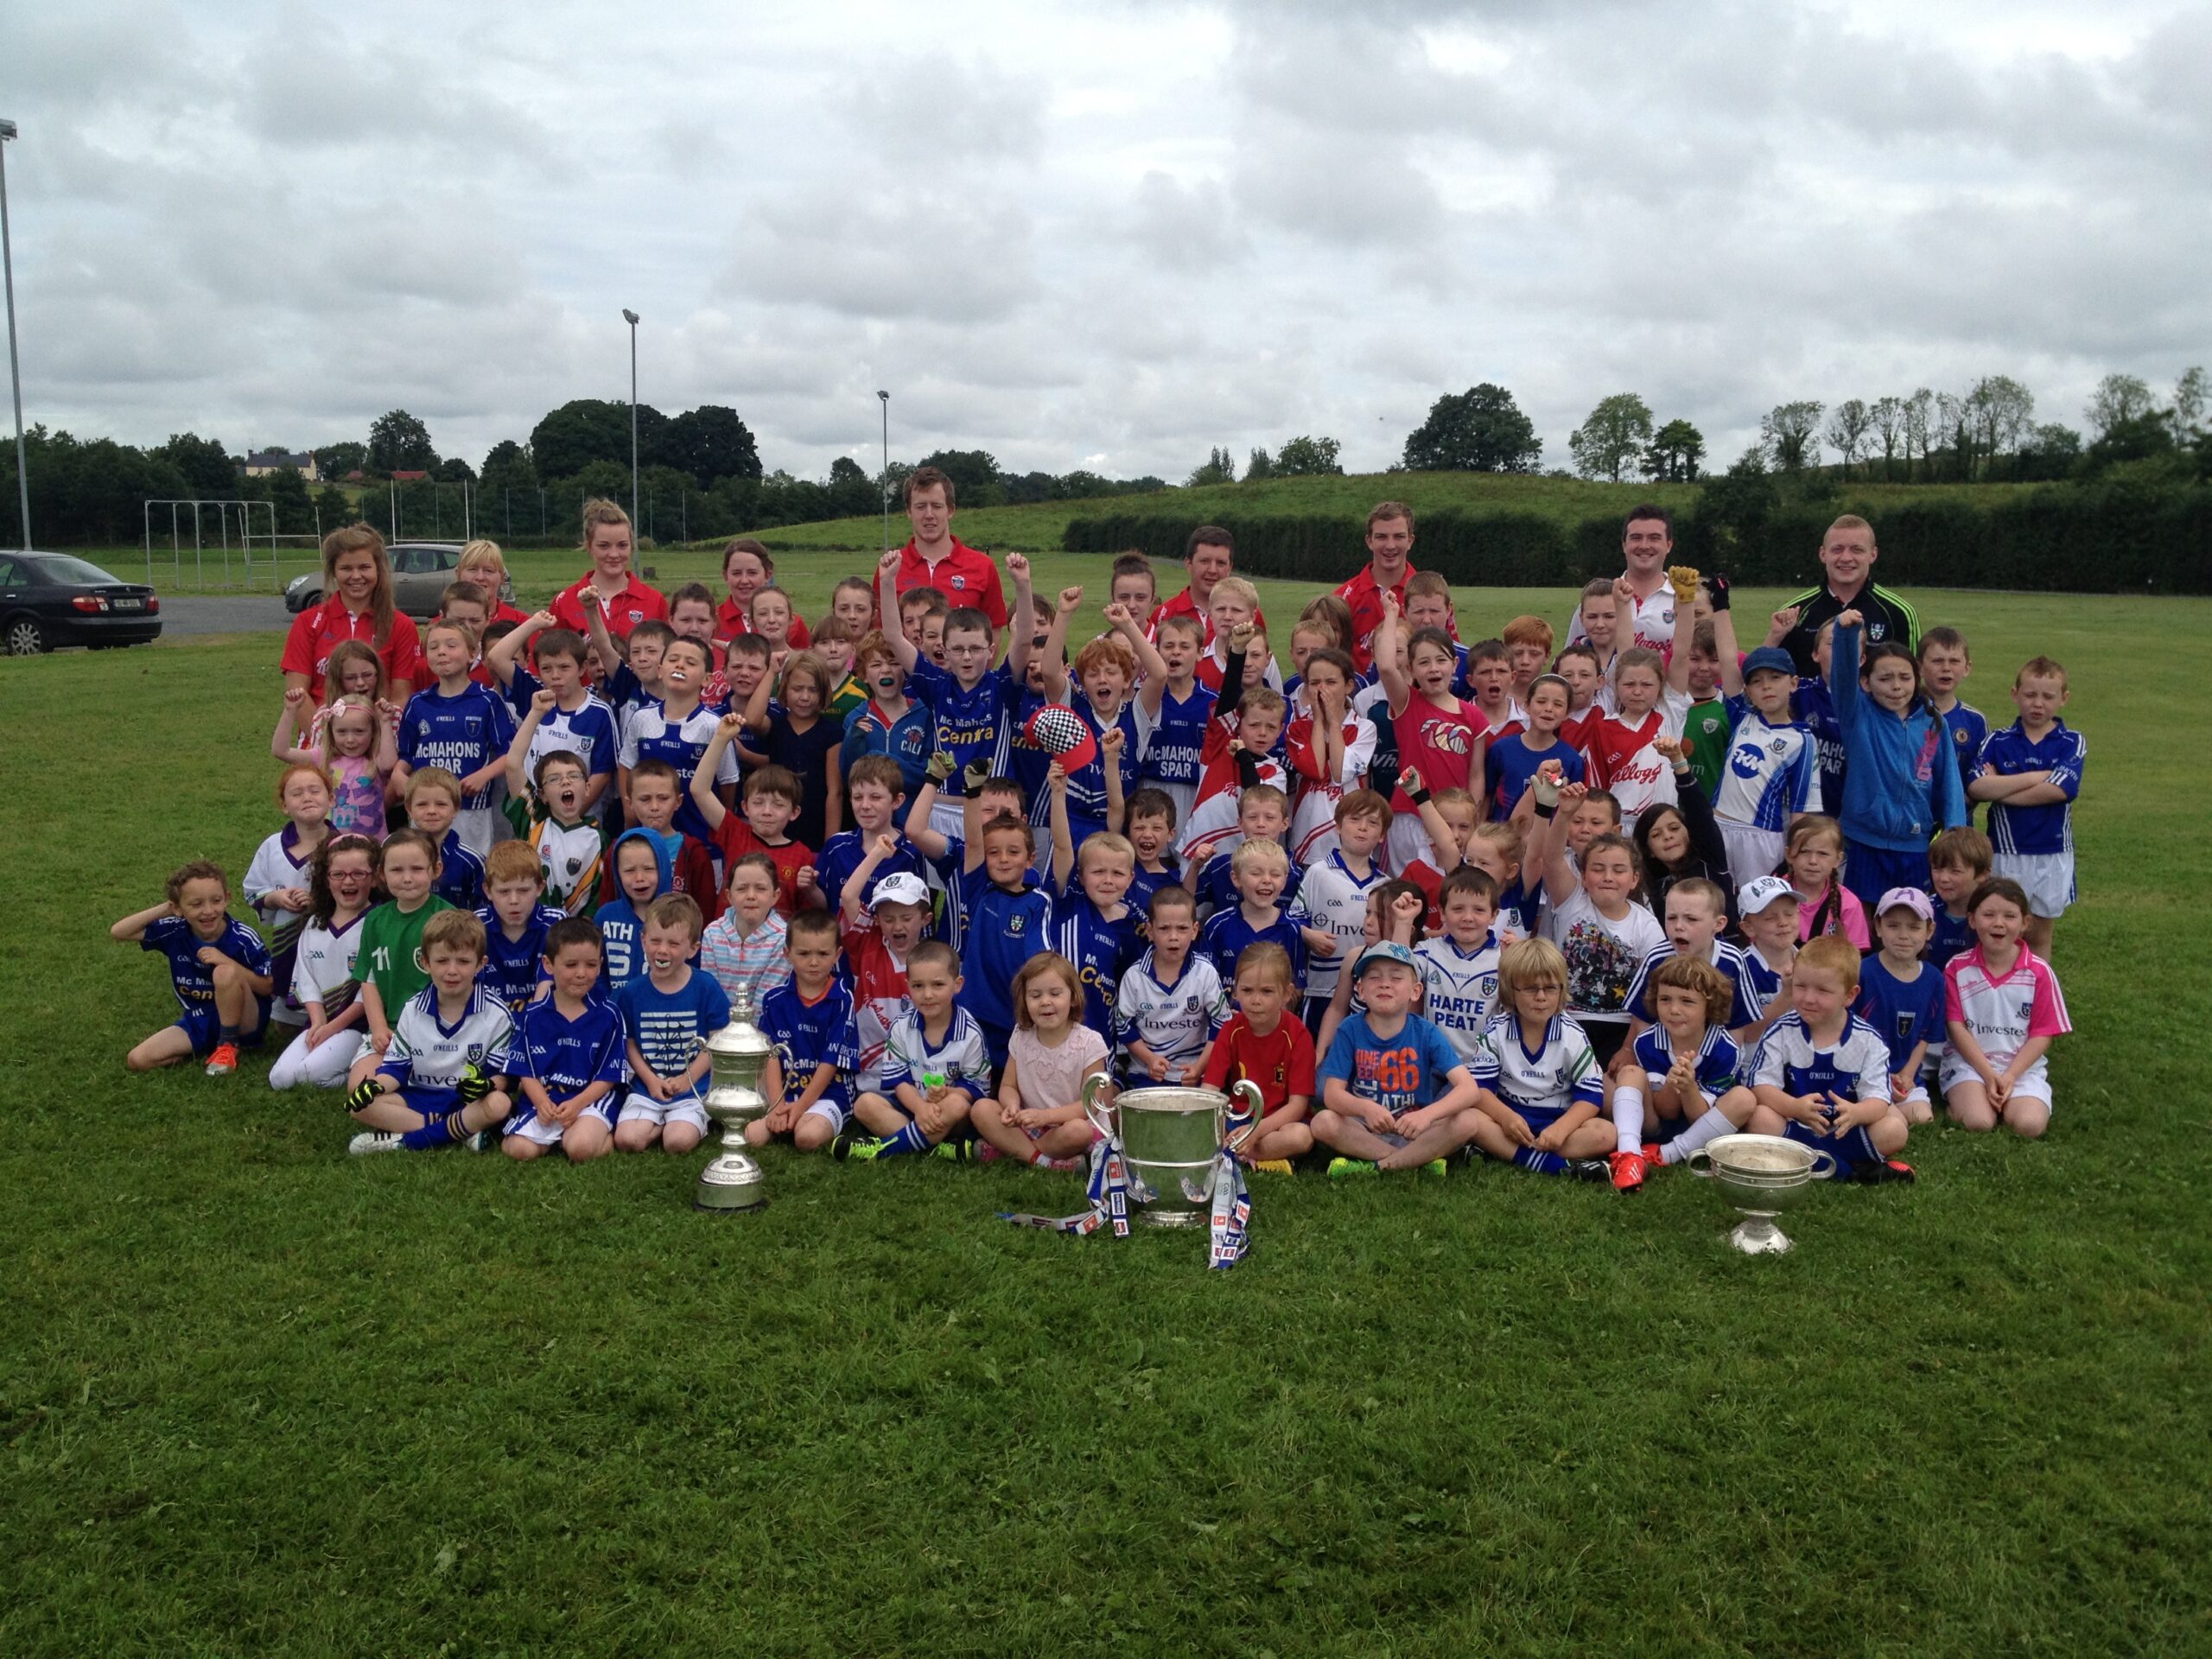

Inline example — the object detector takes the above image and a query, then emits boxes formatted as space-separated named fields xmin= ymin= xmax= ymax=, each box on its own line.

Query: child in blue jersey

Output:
xmin=1968 ymin=655 xmax=2083 ymax=959
xmin=1190 ymin=785 xmax=1301 ymax=920
xmin=486 ymin=616 xmax=619 ymax=819
xmin=1462 ymin=938 xmax=1613 ymax=1179
xmin=876 ymin=547 xmax=1034 ymax=841
xmin=1828 ymin=612 xmax=1966 ymax=906
xmin=1616 ymin=878 xmax=1758 ymax=1054
xmin=1712 ymin=644 xmax=1818 ymax=883
xmin=748 ymin=910 xmax=860 ymax=1154
xmin=1314 ymin=942 xmax=1486 ymax=1175
xmin=1035 ymin=584 xmax=1141 ymax=851
xmin=1118 ymin=787 xmax=1185 ymax=934
xmin=474 ymin=841 xmax=563 ymax=1020
xmin=1047 ymin=771 xmax=1141 ymax=1035
xmin=1925 ymin=826 xmax=1992 ymax=970
xmin=613 ymin=893 xmax=728 ymax=1155
xmin=1113 ymin=886 xmax=1227 ymax=1085
xmin=618 ymin=635 xmax=734 ymax=845
xmin=846 ymin=941 xmax=991 ymax=1158
xmin=584 ymin=615 xmax=672 ymax=738
xmin=1917 ymin=628 xmax=1986 ymax=811
xmin=1732 ymin=876 xmax=1799 ymax=1045
xmin=817 ymin=753 xmax=931 ymax=947
xmin=404 ymin=768 xmax=486 ymax=911
xmin=394 ymin=619 xmax=516 ymax=855
xmin=1124 ymin=610 xmax=1214 ymax=829
xmin=1765 ymin=611 xmax=1846 ymax=817
xmin=1745 ymin=935 xmax=1913 ymax=1181
xmin=1198 ymin=838 xmax=1308 ymax=995
xmin=1854 ymin=887 xmax=1945 ymax=1126
xmin=1607 ymin=955 xmax=1758 ymax=1190
xmin=597 ymin=828 xmax=671 ymax=994
xmin=343 ymin=910 xmax=513 ymax=1155
xmin=1484 ymin=673 xmax=1583 ymax=822
xmin=504 ymin=918 xmax=624 ymax=1162
xmin=841 ymin=629 xmax=933 ymax=801
xmin=113 ymin=859 xmax=274 ymax=1077
xmin=901 ymin=765 xmax=1025 ymax=957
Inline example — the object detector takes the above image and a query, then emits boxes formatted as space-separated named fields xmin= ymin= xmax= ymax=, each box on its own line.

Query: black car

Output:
xmin=0 ymin=552 xmax=162 ymax=655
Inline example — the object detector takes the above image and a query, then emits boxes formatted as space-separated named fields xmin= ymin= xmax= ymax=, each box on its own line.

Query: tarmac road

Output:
xmin=155 ymin=595 xmax=293 ymax=637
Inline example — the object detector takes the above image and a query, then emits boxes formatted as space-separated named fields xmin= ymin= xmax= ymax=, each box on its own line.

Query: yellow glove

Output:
xmin=1667 ymin=564 xmax=1701 ymax=605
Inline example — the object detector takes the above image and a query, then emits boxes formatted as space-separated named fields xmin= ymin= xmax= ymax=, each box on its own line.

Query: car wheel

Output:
xmin=4 ymin=613 xmax=46 ymax=656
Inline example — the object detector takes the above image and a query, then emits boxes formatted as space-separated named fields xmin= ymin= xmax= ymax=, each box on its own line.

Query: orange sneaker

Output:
xmin=203 ymin=1043 xmax=239 ymax=1077
xmin=1608 ymin=1148 xmax=1648 ymax=1192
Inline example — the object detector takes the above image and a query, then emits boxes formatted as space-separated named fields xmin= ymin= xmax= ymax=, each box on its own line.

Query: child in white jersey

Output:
xmin=343 ymin=909 xmax=512 ymax=1155
xmin=1463 ymin=938 xmax=1612 ymax=1179
xmin=1607 ymin=954 xmax=1758 ymax=1192
xmin=1114 ymin=887 xmax=1228 ymax=1086
xmin=1941 ymin=876 xmax=2070 ymax=1139
xmin=1414 ymin=866 xmax=1503 ymax=1068
xmin=245 ymin=761 xmax=333 ymax=1027
xmin=1287 ymin=788 xmax=1390 ymax=1028
xmin=268 ymin=833 xmax=378 ymax=1090
xmin=1712 ymin=644 xmax=1818 ymax=881
xmin=1745 ymin=936 xmax=1914 ymax=1181
xmin=1539 ymin=778 xmax=1663 ymax=1062
xmin=848 ymin=942 xmax=991 ymax=1159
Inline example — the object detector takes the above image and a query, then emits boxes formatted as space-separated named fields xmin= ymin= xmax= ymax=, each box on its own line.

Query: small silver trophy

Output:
xmin=694 ymin=985 xmax=772 ymax=1213
xmin=1687 ymin=1132 xmax=1834 ymax=1255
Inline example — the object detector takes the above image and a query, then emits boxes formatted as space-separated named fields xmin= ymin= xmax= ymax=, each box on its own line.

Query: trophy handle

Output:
xmin=1684 ymin=1148 xmax=1715 ymax=1178
xmin=1807 ymin=1150 xmax=1839 ymax=1180
xmin=1079 ymin=1071 xmax=1116 ymax=1141
xmin=1223 ymin=1079 xmax=1265 ymax=1153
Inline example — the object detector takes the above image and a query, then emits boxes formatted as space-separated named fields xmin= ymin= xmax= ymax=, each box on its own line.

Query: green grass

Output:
xmin=4 ymin=571 xmax=2209 ymax=1655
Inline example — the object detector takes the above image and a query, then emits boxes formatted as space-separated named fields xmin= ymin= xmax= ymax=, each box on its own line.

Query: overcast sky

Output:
xmin=7 ymin=1 xmax=2207 ymax=483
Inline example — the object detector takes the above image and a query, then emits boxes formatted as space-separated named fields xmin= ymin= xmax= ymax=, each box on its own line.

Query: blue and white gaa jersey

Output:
xmin=1133 ymin=680 xmax=1217 ymax=821
xmin=1713 ymin=705 xmax=1817 ymax=832
xmin=398 ymin=683 xmax=516 ymax=810
xmin=1623 ymin=938 xmax=1759 ymax=1028
xmin=290 ymin=912 xmax=366 ymax=1018
xmin=620 ymin=698 xmax=740 ymax=842
xmin=880 ymin=1006 xmax=995 ymax=1099
xmin=1980 ymin=720 xmax=2085 ymax=856
xmin=141 ymin=914 xmax=271 ymax=1018
xmin=505 ymin=667 xmax=620 ymax=784
xmin=474 ymin=902 xmax=567 ymax=1016
xmin=1287 ymin=851 xmax=1386 ymax=1001
xmin=514 ymin=995 xmax=627 ymax=1100
xmin=1470 ymin=1011 xmax=1601 ymax=1118
xmin=1748 ymin=1011 xmax=1891 ymax=1104
xmin=1113 ymin=950 xmax=1229 ymax=1075
xmin=1414 ymin=931 xmax=1503 ymax=1065
xmin=1630 ymin=1024 xmax=1744 ymax=1104
xmin=1738 ymin=944 xmax=1789 ymax=1021
xmin=378 ymin=985 xmax=515 ymax=1098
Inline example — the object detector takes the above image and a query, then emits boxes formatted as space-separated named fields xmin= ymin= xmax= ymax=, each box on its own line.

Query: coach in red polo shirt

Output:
xmin=278 ymin=524 xmax=422 ymax=700
xmin=1333 ymin=500 xmax=1419 ymax=674
xmin=548 ymin=499 xmax=668 ymax=640
xmin=1147 ymin=523 xmax=1267 ymax=648
xmin=887 ymin=467 xmax=1008 ymax=629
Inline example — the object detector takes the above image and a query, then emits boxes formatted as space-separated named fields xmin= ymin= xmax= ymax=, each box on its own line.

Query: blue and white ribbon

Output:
xmin=998 ymin=1132 xmax=1137 ymax=1236
xmin=1205 ymin=1140 xmax=1251 ymax=1270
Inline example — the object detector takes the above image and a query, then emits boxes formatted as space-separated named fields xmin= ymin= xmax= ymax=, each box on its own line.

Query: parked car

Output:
xmin=284 ymin=541 xmax=469 ymax=617
xmin=1 ymin=552 xmax=162 ymax=655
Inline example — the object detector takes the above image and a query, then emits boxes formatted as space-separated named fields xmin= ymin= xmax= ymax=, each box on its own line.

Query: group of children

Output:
xmin=117 ymin=495 xmax=2077 ymax=1189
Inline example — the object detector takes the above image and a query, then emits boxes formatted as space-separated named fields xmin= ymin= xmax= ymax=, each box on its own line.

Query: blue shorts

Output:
xmin=1514 ymin=1103 xmax=1567 ymax=1138
xmin=1842 ymin=839 xmax=1929 ymax=910
xmin=1779 ymin=1117 xmax=1875 ymax=1175
xmin=175 ymin=1000 xmax=269 ymax=1056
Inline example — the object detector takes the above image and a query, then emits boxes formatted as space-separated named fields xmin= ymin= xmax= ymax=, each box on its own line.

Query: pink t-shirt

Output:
xmin=1944 ymin=945 xmax=2069 ymax=1065
xmin=327 ymin=754 xmax=387 ymax=838
xmin=1008 ymin=1024 xmax=1109 ymax=1116
xmin=1795 ymin=881 xmax=1870 ymax=951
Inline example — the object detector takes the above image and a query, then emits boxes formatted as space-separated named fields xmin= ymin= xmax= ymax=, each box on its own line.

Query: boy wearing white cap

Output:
xmin=1853 ymin=887 xmax=1946 ymax=1124
xmin=1732 ymin=875 xmax=1802 ymax=1044
xmin=1313 ymin=941 xmax=1488 ymax=1176
xmin=842 ymin=870 xmax=933 ymax=1107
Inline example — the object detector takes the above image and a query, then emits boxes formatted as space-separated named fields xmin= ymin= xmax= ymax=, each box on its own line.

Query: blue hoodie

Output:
xmin=597 ymin=826 xmax=673 ymax=991
xmin=1829 ymin=623 xmax=1966 ymax=853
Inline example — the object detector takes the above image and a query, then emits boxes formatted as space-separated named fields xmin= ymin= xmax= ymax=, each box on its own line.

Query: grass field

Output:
xmin=5 ymin=566 xmax=2209 ymax=1655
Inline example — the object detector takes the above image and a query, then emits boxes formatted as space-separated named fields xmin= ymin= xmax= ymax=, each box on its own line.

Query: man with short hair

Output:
xmin=1776 ymin=515 xmax=1919 ymax=677
xmin=887 ymin=467 xmax=1009 ymax=632
xmin=1149 ymin=524 xmax=1262 ymax=649
xmin=1334 ymin=501 xmax=1420 ymax=675
xmin=1566 ymin=504 xmax=1679 ymax=657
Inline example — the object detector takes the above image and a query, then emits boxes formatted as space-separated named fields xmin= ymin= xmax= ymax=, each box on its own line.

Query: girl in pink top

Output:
xmin=1784 ymin=815 xmax=1869 ymax=950
xmin=972 ymin=953 xmax=1109 ymax=1169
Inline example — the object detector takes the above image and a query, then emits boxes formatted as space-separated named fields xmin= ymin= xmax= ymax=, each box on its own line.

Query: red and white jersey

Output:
xmin=1284 ymin=711 xmax=1377 ymax=863
xmin=1567 ymin=582 xmax=1677 ymax=658
xmin=842 ymin=933 xmax=912 ymax=1090
xmin=1332 ymin=563 xmax=1417 ymax=676
xmin=1580 ymin=688 xmax=1689 ymax=823
xmin=1943 ymin=945 xmax=2069 ymax=1066
xmin=1179 ymin=715 xmax=1288 ymax=861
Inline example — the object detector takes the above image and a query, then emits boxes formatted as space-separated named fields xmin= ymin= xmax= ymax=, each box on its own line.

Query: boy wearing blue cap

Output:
xmin=1713 ymin=642 xmax=1819 ymax=883
xmin=1313 ymin=940 xmax=1487 ymax=1176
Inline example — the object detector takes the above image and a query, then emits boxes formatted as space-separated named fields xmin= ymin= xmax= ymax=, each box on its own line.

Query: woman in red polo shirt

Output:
xmin=548 ymin=499 xmax=669 ymax=641
xmin=714 ymin=537 xmax=810 ymax=649
xmin=279 ymin=524 xmax=422 ymax=701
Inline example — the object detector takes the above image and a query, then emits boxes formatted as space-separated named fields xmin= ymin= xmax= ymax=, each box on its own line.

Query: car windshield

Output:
xmin=35 ymin=556 xmax=124 ymax=585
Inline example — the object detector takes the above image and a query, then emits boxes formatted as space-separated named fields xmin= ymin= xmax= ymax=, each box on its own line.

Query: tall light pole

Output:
xmin=622 ymin=308 xmax=639 ymax=571
xmin=0 ymin=118 xmax=29 ymax=550
xmin=877 ymin=389 xmax=890 ymax=553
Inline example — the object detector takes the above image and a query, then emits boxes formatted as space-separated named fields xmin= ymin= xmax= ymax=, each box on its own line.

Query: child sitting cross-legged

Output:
xmin=1313 ymin=941 xmax=1487 ymax=1177
xmin=504 ymin=917 xmax=625 ymax=1163
xmin=1607 ymin=956 xmax=1759 ymax=1191
xmin=747 ymin=909 xmax=861 ymax=1155
xmin=113 ymin=859 xmax=275 ymax=1077
xmin=1941 ymin=875 xmax=2070 ymax=1139
xmin=1202 ymin=941 xmax=1316 ymax=1173
xmin=971 ymin=951 xmax=1109 ymax=1169
xmin=1853 ymin=887 xmax=1947 ymax=1127
xmin=614 ymin=894 xmax=729 ymax=1156
xmin=845 ymin=941 xmax=992 ymax=1160
xmin=1745 ymin=935 xmax=1915 ymax=1182
xmin=1462 ymin=938 xmax=1614 ymax=1180
xmin=343 ymin=909 xmax=513 ymax=1156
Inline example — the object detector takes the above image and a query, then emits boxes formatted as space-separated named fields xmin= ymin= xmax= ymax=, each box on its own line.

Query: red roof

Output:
xmin=390 ymin=469 xmax=429 ymax=482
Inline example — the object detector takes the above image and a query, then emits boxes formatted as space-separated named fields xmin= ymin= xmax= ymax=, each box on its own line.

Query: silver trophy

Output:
xmin=694 ymin=986 xmax=772 ymax=1214
xmin=1080 ymin=1075 xmax=1265 ymax=1228
xmin=1687 ymin=1132 xmax=1834 ymax=1255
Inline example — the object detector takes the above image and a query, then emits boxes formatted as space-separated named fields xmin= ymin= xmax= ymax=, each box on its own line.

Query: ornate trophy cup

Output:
xmin=694 ymin=986 xmax=772 ymax=1213
xmin=1687 ymin=1133 xmax=1834 ymax=1255
xmin=1079 ymin=1075 xmax=1265 ymax=1227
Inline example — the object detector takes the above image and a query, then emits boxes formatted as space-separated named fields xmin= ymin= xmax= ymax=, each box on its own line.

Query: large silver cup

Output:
xmin=696 ymin=986 xmax=772 ymax=1213
xmin=1080 ymin=1075 xmax=1264 ymax=1228
xmin=1688 ymin=1132 xmax=1834 ymax=1255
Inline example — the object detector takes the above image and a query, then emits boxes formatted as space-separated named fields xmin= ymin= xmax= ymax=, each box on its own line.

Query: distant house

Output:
xmin=389 ymin=469 xmax=429 ymax=483
xmin=344 ymin=469 xmax=366 ymax=484
xmin=241 ymin=449 xmax=321 ymax=481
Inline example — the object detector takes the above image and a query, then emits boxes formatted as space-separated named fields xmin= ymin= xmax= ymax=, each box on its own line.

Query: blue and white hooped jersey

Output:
xmin=399 ymin=683 xmax=516 ymax=810
xmin=514 ymin=995 xmax=626 ymax=1100
xmin=1715 ymin=704 xmax=1818 ymax=833
xmin=378 ymin=984 xmax=515 ymax=1096
xmin=1470 ymin=1011 xmax=1601 ymax=1118
xmin=1749 ymin=1011 xmax=1891 ymax=1104
xmin=1113 ymin=950 xmax=1229 ymax=1073
xmin=1414 ymin=932 xmax=1503 ymax=1065
xmin=908 ymin=660 xmax=1020 ymax=794
xmin=1624 ymin=938 xmax=1759 ymax=1028
xmin=1980 ymin=720 xmax=2084 ymax=856
xmin=1630 ymin=1023 xmax=1744 ymax=1103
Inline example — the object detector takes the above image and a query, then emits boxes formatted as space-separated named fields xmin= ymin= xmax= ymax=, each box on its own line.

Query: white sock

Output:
xmin=1663 ymin=1108 xmax=1739 ymax=1165
xmin=1611 ymin=1087 xmax=1644 ymax=1154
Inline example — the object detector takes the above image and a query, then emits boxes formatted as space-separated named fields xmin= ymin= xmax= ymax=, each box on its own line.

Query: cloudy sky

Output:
xmin=7 ymin=1 xmax=2207 ymax=483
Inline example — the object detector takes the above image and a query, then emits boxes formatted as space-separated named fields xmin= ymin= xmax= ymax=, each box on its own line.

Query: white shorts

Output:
xmin=616 ymin=1092 xmax=711 ymax=1134
xmin=1385 ymin=813 xmax=1433 ymax=877
xmin=1719 ymin=822 xmax=1785 ymax=887
xmin=1939 ymin=1049 xmax=2053 ymax=1106
xmin=1991 ymin=850 xmax=2074 ymax=919
xmin=929 ymin=797 xmax=968 ymax=845
xmin=505 ymin=1112 xmax=569 ymax=1146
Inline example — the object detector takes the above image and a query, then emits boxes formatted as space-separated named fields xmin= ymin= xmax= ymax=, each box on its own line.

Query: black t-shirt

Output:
xmin=1779 ymin=582 xmax=1920 ymax=678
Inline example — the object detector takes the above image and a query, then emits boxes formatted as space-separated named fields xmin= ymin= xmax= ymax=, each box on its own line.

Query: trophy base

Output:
xmin=1728 ymin=1215 xmax=1792 ymax=1255
xmin=1141 ymin=1208 xmax=1205 ymax=1229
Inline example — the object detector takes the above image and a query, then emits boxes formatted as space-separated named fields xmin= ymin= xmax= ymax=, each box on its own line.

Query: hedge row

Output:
xmin=1060 ymin=484 xmax=2212 ymax=594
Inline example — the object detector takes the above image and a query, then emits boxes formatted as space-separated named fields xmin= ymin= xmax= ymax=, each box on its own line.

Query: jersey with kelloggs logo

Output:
xmin=1942 ymin=945 xmax=2069 ymax=1066
xmin=1580 ymin=687 xmax=1690 ymax=823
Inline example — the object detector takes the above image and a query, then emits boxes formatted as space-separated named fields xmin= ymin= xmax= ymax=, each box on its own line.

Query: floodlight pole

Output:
xmin=0 ymin=118 xmax=29 ymax=550
xmin=623 ymin=308 xmax=640 ymax=572
xmin=878 ymin=389 xmax=890 ymax=553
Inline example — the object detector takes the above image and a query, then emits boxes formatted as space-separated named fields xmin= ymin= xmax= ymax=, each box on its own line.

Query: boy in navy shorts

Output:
xmin=112 ymin=859 xmax=274 ymax=1077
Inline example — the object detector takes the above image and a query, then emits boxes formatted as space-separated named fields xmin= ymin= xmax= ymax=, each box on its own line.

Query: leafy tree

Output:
xmin=478 ymin=439 xmax=538 ymax=503
xmin=2082 ymin=410 xmax=2177 ymax=473
xmin=1001 ymin=470 xmax=1056 ymax=505
xmin=1761 ymin=400 xmax=1825 ymax=473
xmin=367 ymin=410 xmax=437 ymax=474
xmin=1869 ymin=397 xmax=1906 ymax=480
xmin=314 ymin=440 xmax=367 ymax=480
xmin=1568 ymin=393 xmax=1654 ymax=482
xmin=1186 ymin=446 xmax=1236 ymax=487
xmin=915 ymin=448 xmax=1004 ymax=507
xmin=1400 ymin=384 xmax=1542 ymax=474
xmin=1639 ymin=418 xmax=1704 ymax=482
xmin=1244 ymin=447 xmax=1274 ymax=481
xmin=1273 ymin=435 xmax=1343 ymax=476
xmin=1967 ymin=375 xmax=2035 ymax=470
xmin=531 ymin=399 xmax=652 ymax=482
xmin=1056 ymin=469 xmax=1116 ymax=499
xmin=2085 ymin=373 xmax=2155 ymax=436
xmin=1904 ymin=388 xmax=1935 ymax=482
xmin=260 ymin=467 xmax=316 ymax=534
xmin=434 ymin=456 xmax=475 ymax=484
xmin=1825 ymin=399 xmax=1872 ymax=480
xmin=2014 ymin=423 xmax=2083 ymax=482
xmin=312 ymin=485 xmax=351 ymax=532
xmin=157 ymin=432 xmax=236 ymax=497
xmin=2172 ymin=367 xmax=2206 ymax=435
xmin=657 ymin=404 xmax=760 ymax=486
xmin=826 ymin=456 xmax=876 ymax=518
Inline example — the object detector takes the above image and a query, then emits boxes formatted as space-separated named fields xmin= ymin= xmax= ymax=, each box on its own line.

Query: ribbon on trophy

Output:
xmin=1202 ymin=1135 xmax=1251 ymax=1270
xmin=997 ymin=1131 xmax=1138 ymax=1236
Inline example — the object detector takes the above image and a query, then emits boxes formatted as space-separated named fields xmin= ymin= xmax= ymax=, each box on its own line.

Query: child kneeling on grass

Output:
xmin=1745 ymin=935 xmax=1914 ymax=1182
xmin=1462 ymin=938 xmax=1613 ymax=1180
xmin=1313 ymin=941 xmax=1486 ymax=1177
xmin=113 ymin=859 xmax=274 ymax=1077
xmin=1941 ymin=876 xmax=2070 ymax=1140
xmin=505 ymin=918 xmax=624 ymax=1163
xmin=345 ymin=909 xmax=512 ymax=1155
